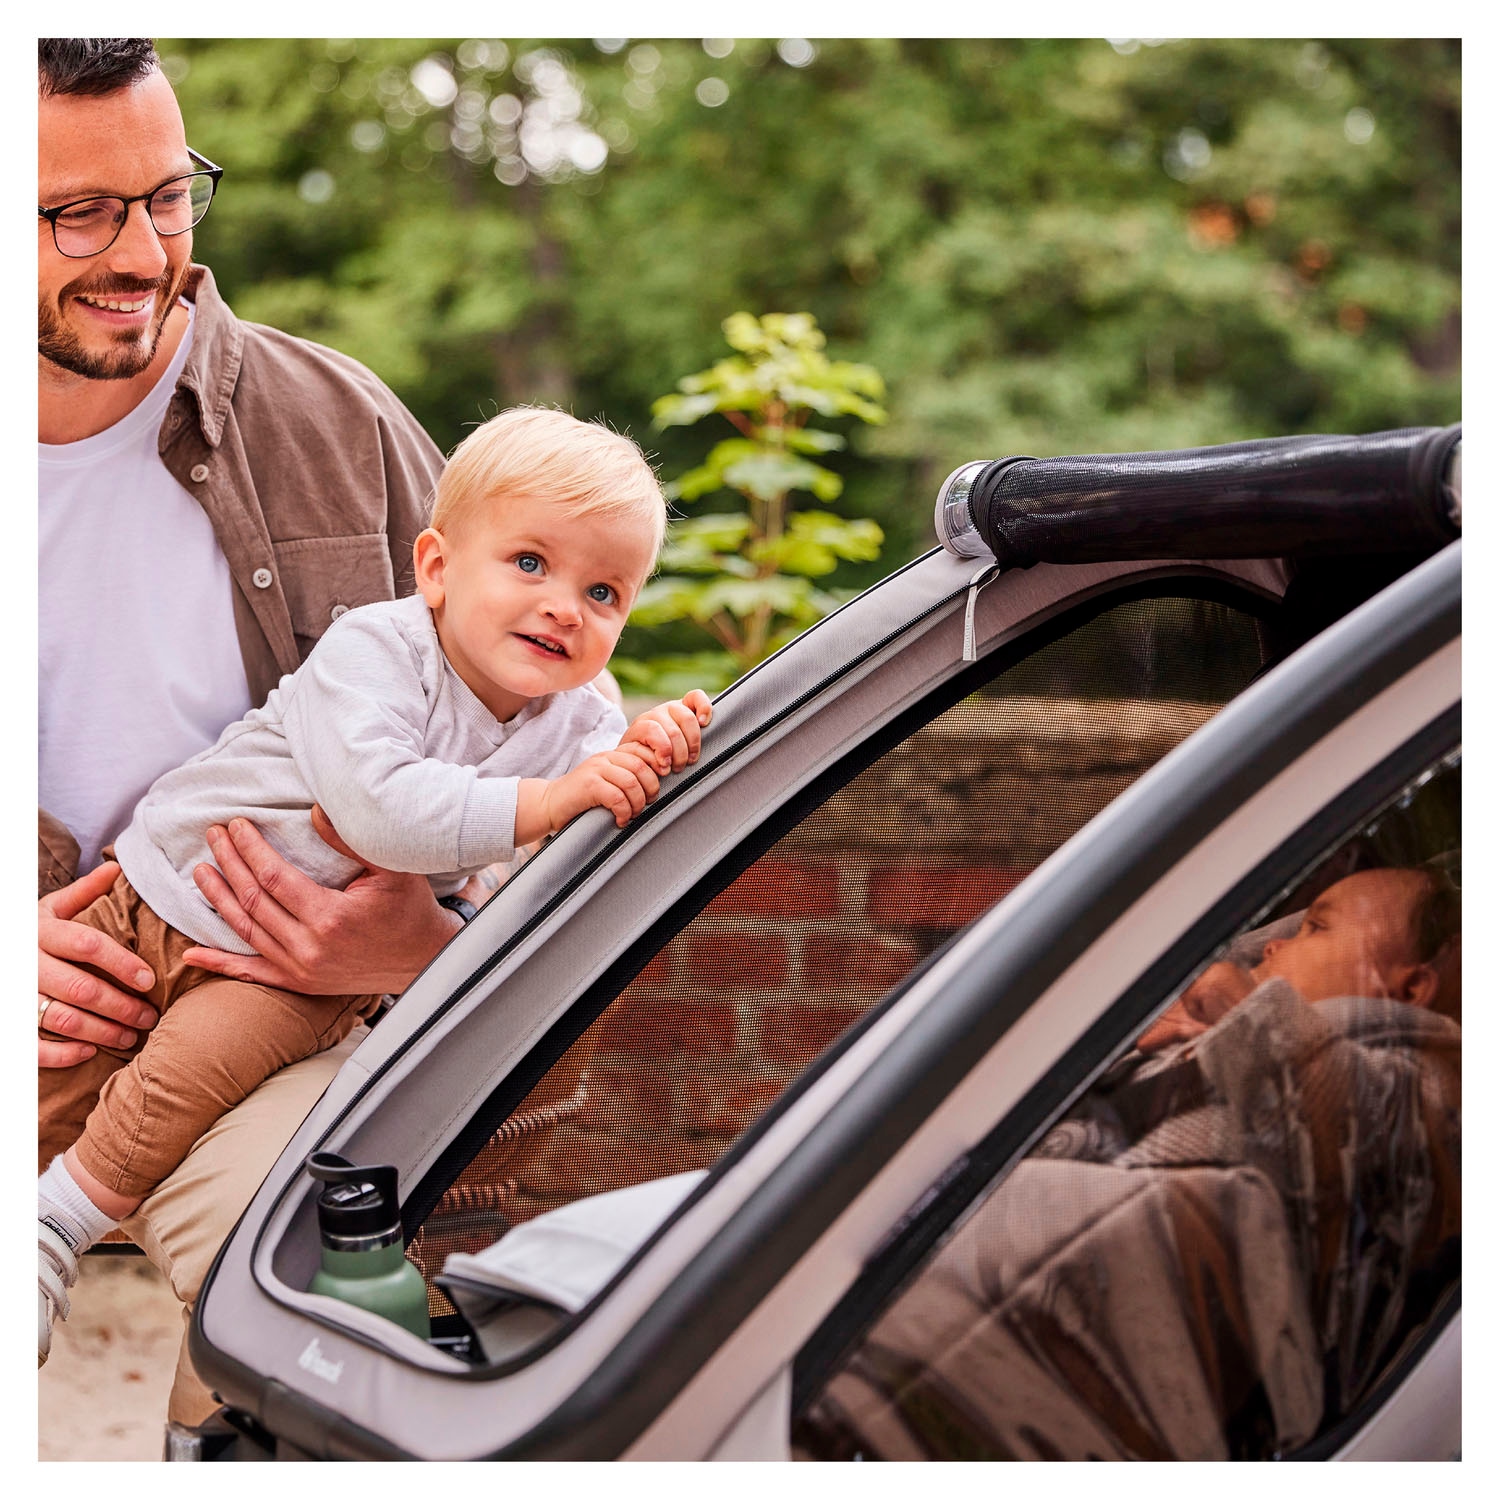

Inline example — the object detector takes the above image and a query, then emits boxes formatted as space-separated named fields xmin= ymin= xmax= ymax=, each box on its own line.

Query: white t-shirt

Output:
xmin=39 ymin=301 xmax=253 ymax=874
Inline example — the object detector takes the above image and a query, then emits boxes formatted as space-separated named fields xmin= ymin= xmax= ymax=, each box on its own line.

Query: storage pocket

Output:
xmin=273 ymin=533 xmax=397 ymax=660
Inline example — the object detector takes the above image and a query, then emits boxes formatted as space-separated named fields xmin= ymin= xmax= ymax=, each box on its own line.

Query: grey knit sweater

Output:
xmin=114 ymin=595 xmax=626 ymax=954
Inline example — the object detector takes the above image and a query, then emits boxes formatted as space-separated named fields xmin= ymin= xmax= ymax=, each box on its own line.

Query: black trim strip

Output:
xmin=1290 ymin=1283 xmax=1461 ymax=1461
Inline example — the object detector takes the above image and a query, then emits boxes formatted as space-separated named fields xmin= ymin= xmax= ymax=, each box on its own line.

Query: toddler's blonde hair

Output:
xmin=431 ymin=406 xmax=667 ymax=558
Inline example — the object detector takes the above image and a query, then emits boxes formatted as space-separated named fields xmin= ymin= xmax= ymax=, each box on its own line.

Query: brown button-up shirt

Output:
xmin=161 ymin=264 xmax=445 ymax=705
xmin=39 ymin=263 xmax=446 ymax=894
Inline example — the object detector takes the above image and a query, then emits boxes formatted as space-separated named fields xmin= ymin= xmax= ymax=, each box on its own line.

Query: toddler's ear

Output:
xmin=413 ymin=528 xmax=448 ymax=609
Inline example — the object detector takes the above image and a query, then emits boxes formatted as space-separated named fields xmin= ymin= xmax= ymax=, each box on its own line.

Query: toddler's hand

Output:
xmin=543 ymin=745 xmax=664 ymax=831
xmin=618 ymin=689 xmax=713 ymax=774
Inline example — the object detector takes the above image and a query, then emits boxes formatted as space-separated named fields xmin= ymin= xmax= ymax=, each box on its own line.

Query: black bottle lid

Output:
xmin=307 ymin=1151 xmax=401 ymax=1243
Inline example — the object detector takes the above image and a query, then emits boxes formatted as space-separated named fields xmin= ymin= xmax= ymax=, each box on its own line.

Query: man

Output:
xmin=38 ymin=38 xmax=459 ymax=1427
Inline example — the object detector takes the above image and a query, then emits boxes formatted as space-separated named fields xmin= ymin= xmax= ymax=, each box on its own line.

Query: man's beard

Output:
xmin=38 ymin=262 xmax=188 ymax=381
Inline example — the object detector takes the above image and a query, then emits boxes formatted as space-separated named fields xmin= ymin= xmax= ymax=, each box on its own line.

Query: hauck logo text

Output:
xmin=298 ymin=1336 xmax=344 ymax=1384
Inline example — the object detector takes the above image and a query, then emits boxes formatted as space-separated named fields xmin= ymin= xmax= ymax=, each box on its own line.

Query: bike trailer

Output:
xmin=184 ymin=425 xmax=1461 ymax=1460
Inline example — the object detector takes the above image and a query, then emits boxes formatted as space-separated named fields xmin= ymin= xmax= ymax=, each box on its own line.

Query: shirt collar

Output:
xmin=173 ymin=263 xmax=244 ymax=449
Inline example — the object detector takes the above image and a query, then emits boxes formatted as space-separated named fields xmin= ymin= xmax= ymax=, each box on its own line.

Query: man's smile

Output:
xmin=76 ymin=291 xmax=153 ymax=314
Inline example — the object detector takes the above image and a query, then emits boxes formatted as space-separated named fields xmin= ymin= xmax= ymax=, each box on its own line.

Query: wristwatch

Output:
xmin=437 ymin=894 xmax=479 ymax=924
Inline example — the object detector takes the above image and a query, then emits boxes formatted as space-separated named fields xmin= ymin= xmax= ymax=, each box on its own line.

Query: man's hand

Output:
xmin=183 ymin=812 xmax=460 ymax=995
xmin=39 ymin=861 xmax=159 ymax=1068
xmin=1135 ymin=960 xmax=1258 ymax=1054
xmin=618 ymin=690 xmax=713 ymax=775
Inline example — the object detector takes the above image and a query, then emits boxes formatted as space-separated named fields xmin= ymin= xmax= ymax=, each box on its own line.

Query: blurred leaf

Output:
xmin=720 ymin=450 xmax=843 ymax=502
xmin=694 ymin=574 xmax=821 ymax=622
xmin=652 ymin=392 xmax=721 ymax=428
xmin=664 ymin=512 xmax=756 ymax=551
xmin=629 ymin=575 xmax=714 ymax=626
xmin=750 ymin=513 xmax=885 ymax=576
xmin=609 ymin=651 xmax=742 ymax=697
xmin=774 ymin=427 xmax=847 ymax=454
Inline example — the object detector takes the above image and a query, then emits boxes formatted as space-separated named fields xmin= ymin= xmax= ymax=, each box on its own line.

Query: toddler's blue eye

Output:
xmin=587 ymin=583 xmax=617 ymax=605
xmin=516 ymin=554 xmax=541 ymax=574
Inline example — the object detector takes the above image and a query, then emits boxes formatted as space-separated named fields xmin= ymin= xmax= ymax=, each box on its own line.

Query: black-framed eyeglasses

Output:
xmin=38 ymin=148 xmax=223 ymax=259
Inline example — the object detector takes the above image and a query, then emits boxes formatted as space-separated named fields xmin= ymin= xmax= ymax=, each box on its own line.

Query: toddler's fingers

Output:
xmin=584 ymin=764 xmax=635 ymax=826
xmin=655 ymin=706 xmax=694 ymax=768
xmin=597 ymin=783 xmax=632 ymax=826
xmin=601 ymin=756 xmax=657 ymax=819
xmin=613 ymin=741 xmax=666 ymax=784
xmin=662 ymin=700 xmax=703 ymax=765
xmin=642 ymin=718 xmax=677 ymax=769
xmin=682 ymin=689 xmax=713 ymax=726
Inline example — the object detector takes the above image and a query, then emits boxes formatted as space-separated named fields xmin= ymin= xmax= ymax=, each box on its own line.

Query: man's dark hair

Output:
xmin=39 ymin=38 xmax=159 ymax=98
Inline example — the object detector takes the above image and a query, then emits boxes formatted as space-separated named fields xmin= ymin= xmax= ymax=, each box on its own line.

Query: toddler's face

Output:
xmin=1252 ymin=868 xmax=1425 ymax=1004
xmin=417 ymin=493 xmax=656 ymax=721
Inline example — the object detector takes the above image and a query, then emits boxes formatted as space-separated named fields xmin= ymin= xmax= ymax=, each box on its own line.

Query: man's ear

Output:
xmin=1391 ymin=962 xmax=1440 ymax=1011
xmin=413 ymin=527 xmax=447 ymax=609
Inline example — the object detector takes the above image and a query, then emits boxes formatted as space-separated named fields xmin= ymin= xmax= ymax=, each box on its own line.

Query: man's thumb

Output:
xmin=310 ymin=802 xmax=364 ymax=864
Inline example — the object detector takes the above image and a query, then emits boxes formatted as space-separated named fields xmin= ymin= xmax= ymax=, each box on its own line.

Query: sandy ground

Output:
xmin=39 ymin=1254 xmax=185 ymax=1462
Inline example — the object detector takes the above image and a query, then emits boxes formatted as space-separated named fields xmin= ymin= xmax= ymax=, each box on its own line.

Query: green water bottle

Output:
xmin=306 ymin=1151 xmax=430 ymax=1339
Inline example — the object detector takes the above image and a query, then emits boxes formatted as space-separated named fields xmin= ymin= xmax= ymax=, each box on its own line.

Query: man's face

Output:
xmin=1253 ymin=869 xmax=1426 ymax=1004
xmin=38 ymin=69 xmax=194 ymax=381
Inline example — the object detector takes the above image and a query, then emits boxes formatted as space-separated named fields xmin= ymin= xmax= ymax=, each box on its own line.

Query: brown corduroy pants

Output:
xmin=38 ymin=870 xmax=379 ymax=1200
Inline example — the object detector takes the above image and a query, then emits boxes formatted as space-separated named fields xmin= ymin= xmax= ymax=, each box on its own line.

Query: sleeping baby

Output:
xmin=1136 ymin=864 xmax=1460 ymax=1055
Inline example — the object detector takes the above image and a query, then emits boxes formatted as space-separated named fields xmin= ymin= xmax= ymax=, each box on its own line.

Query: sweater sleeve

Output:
xmin=571 ymin=691 xmax=629 ymax=763
xmin=279 ymin=611 xmax=519 ymax=873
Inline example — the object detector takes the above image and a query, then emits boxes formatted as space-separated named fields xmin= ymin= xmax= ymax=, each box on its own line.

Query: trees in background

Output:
xmin=160 ymin=36 xmax=1460 ymax=665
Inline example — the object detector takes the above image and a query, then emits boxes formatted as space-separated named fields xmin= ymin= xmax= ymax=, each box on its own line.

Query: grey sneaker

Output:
xmin=38 ymin=1216 xmax=80 ymax=1367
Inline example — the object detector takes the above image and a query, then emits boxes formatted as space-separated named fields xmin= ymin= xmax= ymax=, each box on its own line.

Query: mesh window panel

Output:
xmin=409 ymin=594 xmax=1266 ymax=1318
xmin=792 ymin=754 xmax=1460 ymax=1461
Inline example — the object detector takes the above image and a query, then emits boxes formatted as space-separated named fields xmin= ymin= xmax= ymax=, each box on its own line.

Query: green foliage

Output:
xmin=621 ymin=313 xmax=886 ymax=689
xmin=156 ymin=38 xmax=1460 ymax=685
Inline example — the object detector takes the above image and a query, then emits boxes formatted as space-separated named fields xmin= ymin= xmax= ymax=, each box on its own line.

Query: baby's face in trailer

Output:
xmin=1135 ymin=868 xmax=1449 ymax=1054
xmin=1251 ymin=868 xmax=1438 ymax=1006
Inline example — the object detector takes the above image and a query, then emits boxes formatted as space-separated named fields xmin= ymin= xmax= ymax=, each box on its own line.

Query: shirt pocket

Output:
xmin=273 ymin=533 xmax=397 ymax=663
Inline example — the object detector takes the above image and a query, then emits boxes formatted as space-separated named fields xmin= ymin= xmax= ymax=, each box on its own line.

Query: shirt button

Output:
xmin=189 ymin=463 xmax=210 ymax=483
xmin=252 ymin=567 xmax=274 ymax=589
xmin=330 ymin=603 xmax=349 ymax=622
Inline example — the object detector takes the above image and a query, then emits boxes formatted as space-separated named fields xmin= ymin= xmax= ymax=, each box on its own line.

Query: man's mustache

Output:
xmin=62 ymin=273 xmax=172 ymax=300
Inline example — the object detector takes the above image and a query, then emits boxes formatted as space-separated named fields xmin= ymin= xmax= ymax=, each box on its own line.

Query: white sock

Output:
xmin=39 ymin=1156 xmax=120 ymax=1255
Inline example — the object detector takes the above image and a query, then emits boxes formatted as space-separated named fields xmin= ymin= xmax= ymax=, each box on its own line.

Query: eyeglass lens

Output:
xmin=52 ymin=173 xmax=216 ymax=257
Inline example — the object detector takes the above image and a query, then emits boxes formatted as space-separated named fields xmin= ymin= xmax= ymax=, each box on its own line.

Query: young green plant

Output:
xmin=620 ymin=312 xmax=887 ymax=696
